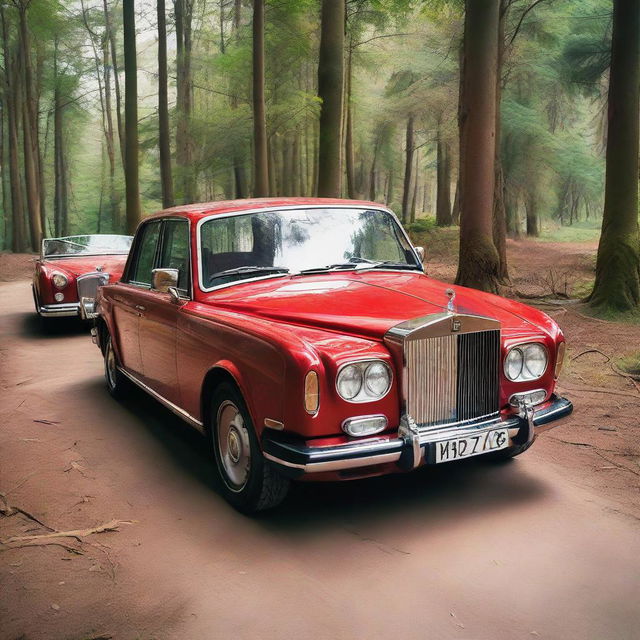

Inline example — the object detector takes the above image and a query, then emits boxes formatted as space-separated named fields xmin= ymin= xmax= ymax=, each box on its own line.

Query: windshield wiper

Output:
xmin=213 ymin=265 xmax=290 ymax=277
xmin=366 ymin=261 xmax=422 ymax=271
xmin=296 ymin=260 xmax=421 ymax=275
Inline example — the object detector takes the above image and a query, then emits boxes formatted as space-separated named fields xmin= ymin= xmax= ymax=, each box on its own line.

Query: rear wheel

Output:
xmin=104 ymin=334 xmax=130 ymax=399
xmin=209 ymin=382 xmax=289 ymax=513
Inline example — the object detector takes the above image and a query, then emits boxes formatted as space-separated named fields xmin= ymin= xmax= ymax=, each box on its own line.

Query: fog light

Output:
xmin=54 ymin=292 xmax=64 ymax=302
xmin=342 ymin=415 xmax=387 ymax=437
xmin=509 ymin=390 xmax=547 ymax=408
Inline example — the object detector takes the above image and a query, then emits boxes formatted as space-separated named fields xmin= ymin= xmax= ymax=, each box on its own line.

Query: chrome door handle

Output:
xmin=135 ymin=305 xmax=145 ymax=311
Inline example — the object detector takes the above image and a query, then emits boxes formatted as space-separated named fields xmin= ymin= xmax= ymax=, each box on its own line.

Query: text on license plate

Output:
xmin=435 ymin=428 xmax=509 ymax=463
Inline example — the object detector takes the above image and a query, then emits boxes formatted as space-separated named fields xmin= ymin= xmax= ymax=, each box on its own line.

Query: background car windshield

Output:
xmin=43 ymin=235 xmax=133 ymax=257
xmin=200 ymin=208 xmax=419 ymax=288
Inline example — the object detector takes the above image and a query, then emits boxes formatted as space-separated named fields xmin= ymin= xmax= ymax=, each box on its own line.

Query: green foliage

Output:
xmin=407 ymin=217 xmax=437 ymax=233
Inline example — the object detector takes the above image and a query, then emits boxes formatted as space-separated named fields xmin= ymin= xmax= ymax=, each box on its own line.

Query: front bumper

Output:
xmin=262 ymin=395 xmax=573 ymax=476
xmin=38 ymin=302 xmax=80 ymax=318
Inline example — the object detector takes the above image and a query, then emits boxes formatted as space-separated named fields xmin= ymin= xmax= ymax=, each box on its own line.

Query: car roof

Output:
xmin=143 ymin=197 xmax=390 ymax=223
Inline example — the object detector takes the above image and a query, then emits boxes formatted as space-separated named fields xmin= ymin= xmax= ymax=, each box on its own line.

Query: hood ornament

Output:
xmin=445 ymin=288 xmax=456 ymax=314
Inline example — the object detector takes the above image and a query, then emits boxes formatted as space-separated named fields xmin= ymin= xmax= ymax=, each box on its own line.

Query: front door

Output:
xmin=113 ymin=221 xmax=162 ymax=377
xmin=139 ymin=219 xmax=191 ymax=405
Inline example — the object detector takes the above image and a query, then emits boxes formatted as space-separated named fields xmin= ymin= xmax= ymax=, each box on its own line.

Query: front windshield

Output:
xmin=43 ymin=234 xmax=133 ymax=258
xmin=200 ymin=207 xmax=420 ymax=289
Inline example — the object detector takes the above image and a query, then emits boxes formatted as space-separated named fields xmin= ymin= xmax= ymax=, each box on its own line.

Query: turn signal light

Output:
xmin=555 ymin=342 xmax=566 ymax=378
xmin=304 ymin=371 xmax=319 ymax=414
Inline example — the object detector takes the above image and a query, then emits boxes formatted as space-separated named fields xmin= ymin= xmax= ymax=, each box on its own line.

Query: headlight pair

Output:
xmin=336 ymin=360 xmax=392 ymax=402
xmin=504 ymin=343 xmax=548 ymax=382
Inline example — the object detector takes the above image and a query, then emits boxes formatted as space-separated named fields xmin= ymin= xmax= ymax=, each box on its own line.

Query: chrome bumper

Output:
xmin=39 ymin=302 xmax=80 ymax=318
xmin=262 ymin=395 xmax=573 ymax=476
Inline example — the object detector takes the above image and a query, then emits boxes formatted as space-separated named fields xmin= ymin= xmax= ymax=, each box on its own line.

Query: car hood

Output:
xmin=204 ymin=271 xmax=558 ymax=340
xmin=42 ymin=255 xmax=128 ymax=279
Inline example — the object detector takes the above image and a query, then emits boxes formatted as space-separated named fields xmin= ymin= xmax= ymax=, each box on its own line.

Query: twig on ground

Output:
xmin=610 ymin=363 xmax=640 ymax=391
xmin=593 ymin=451 xmax=640 ymax=477
xmin=571 ymin=349 xmax=611 ymax=363
xmin=0 ymin=540 xmax=84 ymax=554
xmin=559 ymin=384 xmax=640 ymax=399
xmin=0 ymin=492 xmax=55 ymax=531
xmin=33 ymin=419 xmax=60 ymax=426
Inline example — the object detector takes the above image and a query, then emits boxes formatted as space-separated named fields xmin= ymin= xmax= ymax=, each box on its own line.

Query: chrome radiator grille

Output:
xmin=405 ymin=329 xmax=500 ymax=428
xmin=77 ymin=272 xmax=108 ymax=301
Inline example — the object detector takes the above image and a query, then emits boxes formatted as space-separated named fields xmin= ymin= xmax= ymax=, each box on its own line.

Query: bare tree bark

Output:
xmin=158 ymin=0 xmax=174 ymax=208
xmin=252 ymin=0 xmax=269 ymax=196
xmin=123 ymin=0 xmax=141 ymax=234
xmin=317 ymin=0 xmax=345 ymax=197
xmin=589 ymin=0 xmax=640 ymax=311
xmin=345 ymin=40 xmax=356 ymax=199
xmin=53 ymin=39 xmax=69 ymax=238
xmin=455 ymin=0 xmax=501 ymax=293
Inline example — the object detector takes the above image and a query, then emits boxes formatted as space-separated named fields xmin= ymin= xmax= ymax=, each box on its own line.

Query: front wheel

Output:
xmin=104 ymin=334 xmax=130 ymax=399
xmin=209 ymin=383 xmax=289 ymax=513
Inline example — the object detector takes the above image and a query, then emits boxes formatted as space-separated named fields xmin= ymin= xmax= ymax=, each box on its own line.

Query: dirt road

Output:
xmin=1 ymin=278 xmax=639 ymax=640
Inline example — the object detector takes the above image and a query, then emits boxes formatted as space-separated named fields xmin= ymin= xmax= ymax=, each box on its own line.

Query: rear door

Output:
xmin=112 ymin=220 xmax=162 ymax=377
xmin=138 ymin=218 xmax=191 ymax=405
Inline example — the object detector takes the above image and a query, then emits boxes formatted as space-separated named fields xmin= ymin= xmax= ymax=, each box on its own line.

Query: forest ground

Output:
xmin=1 ymin=236 xmax=639 ymax=640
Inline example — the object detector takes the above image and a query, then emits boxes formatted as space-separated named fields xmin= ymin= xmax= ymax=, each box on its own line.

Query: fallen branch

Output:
xmin=611 ymin=363 xmax=640 ymax=392
xmin=0 ymin=541 xmax=84 ymax=554
xmin=559 ymin=384 xmax=640 ymax=399
xmin=593 ymin=451 xmax=640 ymax=477
xmin=1 ymin=519 xmax=132 ymax=545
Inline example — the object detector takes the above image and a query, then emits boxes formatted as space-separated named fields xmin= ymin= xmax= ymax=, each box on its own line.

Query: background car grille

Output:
xmin=404 ymin=329 xmax=500 ymax=428
xmin=77 ymin=272 xmax=109 ymax=301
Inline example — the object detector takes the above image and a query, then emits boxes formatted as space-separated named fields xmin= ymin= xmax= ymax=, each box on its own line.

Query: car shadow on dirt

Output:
xmin=103 ymin=378 xmax=550 ymax=534
xmin=19 ymin=311 xmax=89 ymax=339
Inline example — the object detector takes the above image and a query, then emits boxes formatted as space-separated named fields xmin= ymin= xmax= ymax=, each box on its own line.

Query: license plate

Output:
xmin=434 ymin=428 xmax=509 ymax=463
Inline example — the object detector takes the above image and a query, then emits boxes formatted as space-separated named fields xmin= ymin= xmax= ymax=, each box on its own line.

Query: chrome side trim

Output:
xmin=117 ymin=367 xmax=204 ymax=431
xmin=264 ymin=450 xmax=403 ymax=473
xmin=39 ymin=303 xmax=80 ymax=317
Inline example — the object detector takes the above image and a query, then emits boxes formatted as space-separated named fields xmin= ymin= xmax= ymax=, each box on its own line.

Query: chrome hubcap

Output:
xmin=217 ymin=401 xmax=250 ymax=491
xmin=106 ymin=341 xmax=117 ymax=388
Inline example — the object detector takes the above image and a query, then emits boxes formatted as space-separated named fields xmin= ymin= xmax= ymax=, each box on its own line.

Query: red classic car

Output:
xmin=33 ymin=234 xmax=133 ymax=322
xmin=93 ymin=198 xmax=572 ymax=512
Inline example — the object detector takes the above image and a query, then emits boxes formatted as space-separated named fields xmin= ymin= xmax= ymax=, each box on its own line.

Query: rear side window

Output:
xmin=130 ymin=222 xmax=161 ymax=285
xmin=158 ymin=219 xmax=190 ymax=292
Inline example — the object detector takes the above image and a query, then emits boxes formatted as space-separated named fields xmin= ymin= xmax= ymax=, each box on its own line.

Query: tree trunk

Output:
xmin=455 ymin=0 xmax=501 ymax=293
xmin=401 ymin=114 xmax=414 ymax=224
xmin=158 ymin=0 xmax=174 ymax=209
xmin=1 ymin=5 xmax=25 ymax=251
xmin=435 ymin=125 xmax=452 ymax=226
xmin=18 ymin=3 xmax=42 ymax=250
xmin=590 ymin=1 xmax=640 ymax=311
xmin=175 ymin=0 xmax=196 ymax=203
xmin=317 ymin=0 xmax=345 ymax=197
xmin=345 ymin=41 xmax=356 ymax=199
xmin=103 ymin=0 xmax=125 ymax=167
xmin=53 ymin=40 xmax=68 ymax=237
xmin=410 ymin=153 xmax=419 ymax=223
xmin=492 ymin=0 xmax=509 ymax=282
xmin=525 ymin=189 xmax=539 ymax=237
xmin=252 ymin=0 xmax=269 ymax=197
xmin=123 ymin=0 xmax=142 ymax=234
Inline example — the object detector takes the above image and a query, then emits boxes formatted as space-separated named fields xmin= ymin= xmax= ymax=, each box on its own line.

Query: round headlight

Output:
xmin=337 ymin=364 xmax=363 ymax=400
xmin=505 ymin=343 xmax=548 ymax=381
xmin=505 ymin=347 xmax=524 ymax=381
xmin=52 ymin=273 xmax=68 ymax=289
xmin=364 ymin=362 xmax=391 ymax=397
xmin=523 ymin=343 xmax=547 ymax=379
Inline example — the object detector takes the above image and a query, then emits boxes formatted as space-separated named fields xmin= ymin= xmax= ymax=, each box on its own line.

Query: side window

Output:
xmin=158 ymin=219 xmax=190 ymax=292
xmin=130 ymin=222 xmax=161 ymax=285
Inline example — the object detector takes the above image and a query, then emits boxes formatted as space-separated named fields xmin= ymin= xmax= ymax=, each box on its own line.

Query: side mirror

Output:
xmin=152 ymin=268 xmax=179 ymax=293
xmin=415 ymin=246 xmax=425 ymax=262
xmin=167 ymin=286 xmax=183 ymax=305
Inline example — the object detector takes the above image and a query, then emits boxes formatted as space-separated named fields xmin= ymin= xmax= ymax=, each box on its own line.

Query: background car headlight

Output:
xmin=52 ymin=273 xmax=68 ymax=289
xmin=504 ymin=343 xmax=548 ymax=382
xmin=337 ymin=360 xmax=392 ymax=402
